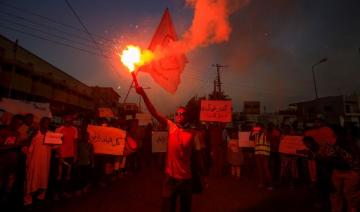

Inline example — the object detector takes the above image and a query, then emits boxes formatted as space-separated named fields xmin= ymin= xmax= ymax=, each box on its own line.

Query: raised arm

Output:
xmin=135 ymin=85 xmax=167 ymax=126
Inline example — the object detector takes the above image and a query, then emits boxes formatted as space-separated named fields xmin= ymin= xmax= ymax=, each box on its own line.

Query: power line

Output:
xmin=0 ymin=10 xmax=105 ymax=45
xmin=0 ymin=1 xmax=114 ymax=43
xmin=64 ymin=0 xmax=101 ymax=50
xmin=63 ymin=0 xmax=126 ymax=100
xmin=0 ymin=24 xmax=110 ymax=58
xmin=0 ymin=17 xmax=100 ymax=50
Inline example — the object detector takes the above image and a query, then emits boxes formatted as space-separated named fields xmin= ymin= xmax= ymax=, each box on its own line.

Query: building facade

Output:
xmin=0 ymin=35 xmax=94 ymax=115
xmin=91 ymin=86 xmax=120 ymax=116
xmin=295 ymin=95 xmax=360 ymax=127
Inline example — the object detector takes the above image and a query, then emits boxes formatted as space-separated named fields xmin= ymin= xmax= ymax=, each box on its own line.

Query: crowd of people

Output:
xmin=0 ymin=107 xmax=360 ymax=211
xmin=0 ymin=112 xmax=154 ymax=210
xmin=224 ymin=118 xmax=360 ymax=212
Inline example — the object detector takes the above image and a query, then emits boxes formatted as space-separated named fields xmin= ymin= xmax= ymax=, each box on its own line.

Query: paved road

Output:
xmin=32 ymin=165 xmax=323 ymax=212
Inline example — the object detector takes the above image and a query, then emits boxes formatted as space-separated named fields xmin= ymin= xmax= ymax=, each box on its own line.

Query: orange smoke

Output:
xmin=179 ymin=0 xmax=249 ymax=52
xmin=155 ymin=0 xmax=250 ymax=58
xmin=120 ymin=0 xmax=250 ymax=71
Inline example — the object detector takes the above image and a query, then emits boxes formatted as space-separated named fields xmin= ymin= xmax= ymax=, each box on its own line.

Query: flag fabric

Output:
xmin=141 ymin=8 xmax=187 ymax=94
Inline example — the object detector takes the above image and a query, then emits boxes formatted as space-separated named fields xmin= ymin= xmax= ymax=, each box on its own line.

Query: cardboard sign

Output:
xmin=238 ymin=131 xmax=254 ymax=148
xmin=200 ymin=100 xmax=232 ymax=122
xmin=136 ymin=113 xmax=152 ymax=126
xmin=98 ymin=107 xmax=114 ymax=118
xmin=152 ymin=131 xmax=168 ymax=153
xmin=87 ymin=125 xmax=126 ymax=155
xmin=279 ymin=135 xmax=307 ymax=156
xmin=44 ymin=132 xmax=63 ymax=145
xmin=0 ymin=98 xmax=52 ymax=123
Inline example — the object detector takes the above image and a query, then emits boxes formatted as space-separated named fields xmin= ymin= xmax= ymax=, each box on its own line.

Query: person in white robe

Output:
xmin=24 ymin=117 xmax=55 ymax=206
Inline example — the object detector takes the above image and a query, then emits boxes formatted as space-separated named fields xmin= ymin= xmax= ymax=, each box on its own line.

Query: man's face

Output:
xmin=175 ymin=108 xmax=186 ymax=125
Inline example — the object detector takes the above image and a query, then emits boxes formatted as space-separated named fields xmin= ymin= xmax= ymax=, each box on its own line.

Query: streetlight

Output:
xmin=312 ymin=57 xmax=328 ymax=99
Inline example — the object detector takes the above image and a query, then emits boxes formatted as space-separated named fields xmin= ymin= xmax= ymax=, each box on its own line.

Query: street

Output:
xmin=37 ymin=165 xmax=322 ymax=212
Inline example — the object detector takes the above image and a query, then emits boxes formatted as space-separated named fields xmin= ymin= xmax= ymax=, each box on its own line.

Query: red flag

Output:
xmin=142 ymin=8 xmax=187 ymax=94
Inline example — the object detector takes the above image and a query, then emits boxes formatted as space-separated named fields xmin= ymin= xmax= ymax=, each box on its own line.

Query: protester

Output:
xmin=93 ymin=118 xmax=115 ymax=186
xmin=304 ymin=117 xmax=337 ymax=209
xmin=18 ymin=113 xmax=36 ymax=146
xmin=227 ymin=129 xmax=243 ymax=179
xmin=142 ymin=123 xmax=153 ymax=166
xmin=239 ymin=124 xmax=256 ymax=179
xmin=209 ymin=124 xmax=226 ymax=177
xmin=74 ymin=130 xmax=94 ymax=196
xmin=0 ymin=114 xmax=23 ymax=205
xmin=268 ymin=122 xmax=281 ymax=184
xmin=330 ymin=126 xmax=360 ymax=212
xmin=279 ymin=124 xmax=299 ymax=189
xmin=250 ymin=123 xmax=273 ymax=190
xmin=303 ymin=134 xmax=360 ymax=212
xmin=305 ymin=117 xmax=337 ymax=148
xmin=55 ymin=114 xmax=78 ymax=197
xmin=125 ymin=119 xmax=140 ymax=173
xmin=23 ymin=117 xmax=55 ymax=206
xmin=193 ymin=123 xmax=209 ymax=176
xmin=136 ymin=85 xmax=206 ymax=212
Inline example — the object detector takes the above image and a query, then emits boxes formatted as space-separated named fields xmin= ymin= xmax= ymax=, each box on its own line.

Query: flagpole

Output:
xmin=131 ymin=71 xmax=139 ymax=88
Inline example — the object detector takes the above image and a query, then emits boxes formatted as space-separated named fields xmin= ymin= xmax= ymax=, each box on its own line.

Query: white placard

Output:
xmin=200 ymin=100 xmax=232 ymax=122
xmin=44 ymin=132 xmax=63 ymax=145
xmin=87 ymin=125 xmax=126 ymax=155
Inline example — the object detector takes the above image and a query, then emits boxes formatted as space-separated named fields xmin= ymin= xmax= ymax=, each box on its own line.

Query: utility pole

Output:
xmin=212 ymin=64 xmax=227 ymax=99
xmin=213 ymin=80 xmax=217 ymax=99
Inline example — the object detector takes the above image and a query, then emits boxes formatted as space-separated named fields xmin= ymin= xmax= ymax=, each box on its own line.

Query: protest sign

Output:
xmin=44 ymin=132 xmax=63 ymax=145
xmin=238 ymin=131 xmax=254 ymax=148
xmin=279 ymin=135 xmax=307 ymax=156
xmin=136 ymin=113 xmax=152 ymax=126
xmin=87 ymin=125 xmax=126 ymax=155
xmin=200 ymin=100 xmax=232 ymax=122
xmin=152 ymin=131 xmax=168 ymax=153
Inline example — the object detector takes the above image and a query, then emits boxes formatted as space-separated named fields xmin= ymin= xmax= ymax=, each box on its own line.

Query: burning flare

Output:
xmin=120 ymin=45 xmax=154 ymax=72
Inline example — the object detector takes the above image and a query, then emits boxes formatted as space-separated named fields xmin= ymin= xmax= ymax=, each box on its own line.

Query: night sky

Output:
xmin=1 ymin=0 xmax=359 ymax=115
